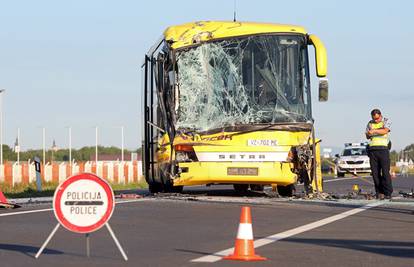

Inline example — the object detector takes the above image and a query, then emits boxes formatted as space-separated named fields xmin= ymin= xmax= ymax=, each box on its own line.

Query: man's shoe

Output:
xmin=378 ymin=193 xmax=385 ymax=200
xmin=385 ymin=195 xmax=392 ymax=200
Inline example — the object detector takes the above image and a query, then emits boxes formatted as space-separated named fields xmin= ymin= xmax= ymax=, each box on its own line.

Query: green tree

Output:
xmin=2 ymin=145 xmax=142 ymax=163
xmin=390 ymin=150 xmax=398 ymax=166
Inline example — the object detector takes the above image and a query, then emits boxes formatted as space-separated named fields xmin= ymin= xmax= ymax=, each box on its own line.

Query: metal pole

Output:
xmin=105 ymin=223 xmax=128 ymax=261
xmin=121 ymin=126 xmax=124 ymax=162
xmin=86 ymin=233 xmax=90 ymax=257
xmin=95 ymin=126 xmax=98 ymax=165
xmin=0 ymin=89 xmax=5 ymax=165
xmin=17 ymin=127 xmax=20 ymax=164
xmin=69 ymin=127 xmax=72 ymax=167
xmin=35 ymin=223 xmax=60 ymax=259
xmin=42 ymin=127 xmax=46 ymax=169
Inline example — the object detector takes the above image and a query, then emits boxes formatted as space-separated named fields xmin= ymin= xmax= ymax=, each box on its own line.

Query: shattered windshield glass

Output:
xmin=175 ymin=34 xmax=311 ymax=131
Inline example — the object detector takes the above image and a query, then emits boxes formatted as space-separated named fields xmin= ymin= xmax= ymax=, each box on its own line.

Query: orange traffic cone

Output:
xmin=224 ymin=206 xmax=267 ymax=261
xmin=0 ymin=190 xmax=20 ymax=209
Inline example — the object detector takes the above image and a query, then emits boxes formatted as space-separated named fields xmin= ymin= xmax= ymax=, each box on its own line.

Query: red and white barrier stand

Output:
xmin=35 ymin=173 xmax=128 ymax=261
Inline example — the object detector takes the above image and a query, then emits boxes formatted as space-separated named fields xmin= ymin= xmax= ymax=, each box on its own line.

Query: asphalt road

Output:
xmin=1 ymin=175 xmax=413 ymax=267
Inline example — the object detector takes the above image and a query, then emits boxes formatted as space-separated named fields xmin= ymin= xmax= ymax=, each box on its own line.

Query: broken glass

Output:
xmin=175 ymin=34 xmax=311 ymax=131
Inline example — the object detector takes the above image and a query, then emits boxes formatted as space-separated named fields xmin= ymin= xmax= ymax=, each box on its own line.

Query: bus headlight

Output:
xmin=176 ymin=151 xmax=190 ymax=162
xmin=174 ymin=144 xmax=198 ymax=162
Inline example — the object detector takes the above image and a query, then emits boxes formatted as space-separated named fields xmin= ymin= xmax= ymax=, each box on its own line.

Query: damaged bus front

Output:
xmin=142 ymin=21 xmax=328 ymax=195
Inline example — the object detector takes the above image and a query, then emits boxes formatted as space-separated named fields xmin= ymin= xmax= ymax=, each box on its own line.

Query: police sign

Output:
xmin=53 ymin=173 xmax=114 ymax=233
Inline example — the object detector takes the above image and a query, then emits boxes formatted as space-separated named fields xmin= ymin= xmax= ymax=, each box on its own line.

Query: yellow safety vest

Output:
xmin=368 ymin=121 xmax=389 ymax=147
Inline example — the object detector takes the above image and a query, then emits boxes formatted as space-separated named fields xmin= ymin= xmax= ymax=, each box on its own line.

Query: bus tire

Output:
xmin=277 ymin=184 xmax=295 ymax=197
xmin=170 ymin=185 xmax=184 ymax=193
xmin=149 ymin=182 xmax=162 ymax=193
xmin=163 ymin=179 xmax=184 ymax=193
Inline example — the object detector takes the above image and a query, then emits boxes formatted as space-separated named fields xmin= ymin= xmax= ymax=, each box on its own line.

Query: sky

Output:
xmin=0 ymin=0 xmax=413 ymax=151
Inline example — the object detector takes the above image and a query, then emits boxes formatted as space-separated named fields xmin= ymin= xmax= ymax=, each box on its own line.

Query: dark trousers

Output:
xmin=368 ymin=149 xmax=393 ymax=196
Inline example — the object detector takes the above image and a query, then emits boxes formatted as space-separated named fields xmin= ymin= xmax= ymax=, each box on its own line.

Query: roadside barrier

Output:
xmin=224 ymin=206 xmax=267 ymax=261
xmin=0 ymin=161 xmax=144 ymax=187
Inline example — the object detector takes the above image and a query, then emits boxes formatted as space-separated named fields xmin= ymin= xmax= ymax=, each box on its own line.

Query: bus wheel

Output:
xmin=148 ymin=182 xmax=162 ymax=193
xmin=163 ymin=180 xmax=184 ymax=193
xmin=277 ymin=184 xmax=295 ymax=197
xmin=250 ymin=184 xmax=264 ymax=191
xmin=170 ymin=185 xmax=184 ymax=193
xmin=233 ymin=184 xmax=249 ymax=193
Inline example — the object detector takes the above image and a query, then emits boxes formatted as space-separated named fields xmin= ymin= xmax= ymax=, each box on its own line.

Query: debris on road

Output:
xmin=115 ymin=193 xmax=144 ymax=199
xmin=399 ymin=189 xmax=414 ymax=198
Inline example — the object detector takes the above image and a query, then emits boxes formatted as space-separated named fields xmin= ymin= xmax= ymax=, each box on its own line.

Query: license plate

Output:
xmin=247 ymin=139 xmax=278 ymax=146
xmin=227 ymin=167 xmax=258 ymax=176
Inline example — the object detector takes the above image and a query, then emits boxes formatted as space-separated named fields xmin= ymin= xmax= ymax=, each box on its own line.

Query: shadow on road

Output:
xmin=0 ymin=243 xmax=63 ymax=257
xmin=182 ymin=189 xmax=268 ymax=197
xmin=370 ymin=205 xmax=414 ymax=216
xmin=175 ymin=248 xmax=213 ymax=256
xmin=281 ymin=238 xmax=414 ymax=258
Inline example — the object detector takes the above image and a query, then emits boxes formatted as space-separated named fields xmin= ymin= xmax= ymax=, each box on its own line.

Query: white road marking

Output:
xmin=0 ymin=208 xmax=53 ymax=217
xmin=0 ymin=198 xmax=146 ymax=217
xmin=115 ymin=198 xmax=147 ymax=204
xmin=191 ymin=201 xmax=382 ymax=263
xmin=324 ymin=177 xmax=356 ymax=182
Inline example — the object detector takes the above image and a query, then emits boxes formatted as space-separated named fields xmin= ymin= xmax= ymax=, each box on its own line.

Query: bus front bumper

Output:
xmin=173 ymin=161 xmax=296 ymax=186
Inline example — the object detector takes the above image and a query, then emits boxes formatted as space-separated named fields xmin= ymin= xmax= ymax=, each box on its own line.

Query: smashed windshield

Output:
xmin=175 ymin=34 xmax=311 ymax=131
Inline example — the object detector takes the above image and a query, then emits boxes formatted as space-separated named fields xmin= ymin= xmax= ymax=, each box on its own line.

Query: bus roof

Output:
xmin=164 ymin=21 xmax=307 ymax=49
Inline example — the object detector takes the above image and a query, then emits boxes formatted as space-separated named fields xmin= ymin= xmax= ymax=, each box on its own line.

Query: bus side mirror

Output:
xmin=309 ymin=34 xmax=328 ymax=77
xmin=309 ymin=34 xmax=329 ymax=102
xmin=319 ymin=78 xmax=329 ymax=102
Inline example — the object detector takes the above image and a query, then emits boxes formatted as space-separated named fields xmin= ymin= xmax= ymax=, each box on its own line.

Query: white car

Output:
xmin=335 ymin=143 xmax=371 ymax=177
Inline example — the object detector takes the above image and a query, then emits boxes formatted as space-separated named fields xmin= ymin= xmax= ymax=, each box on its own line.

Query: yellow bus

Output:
xmin=142 ymin=21 xmax=328 ymax=196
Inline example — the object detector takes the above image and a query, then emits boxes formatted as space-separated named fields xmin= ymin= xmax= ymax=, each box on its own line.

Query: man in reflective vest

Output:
xmin=365 ymin=108 xmax=393 ymax=199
